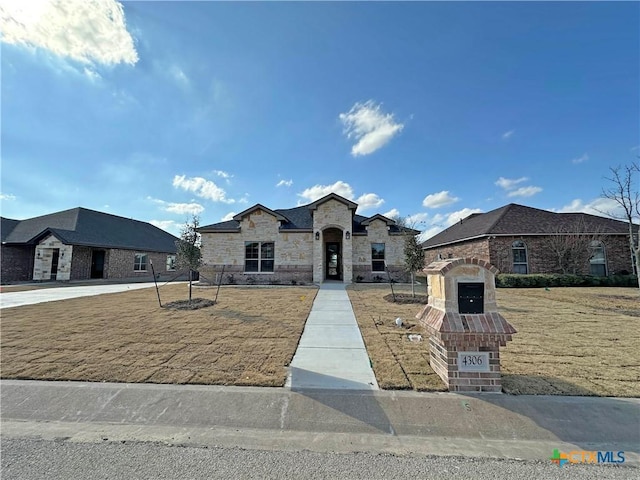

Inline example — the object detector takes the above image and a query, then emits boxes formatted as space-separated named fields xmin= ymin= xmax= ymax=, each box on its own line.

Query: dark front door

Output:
xmin=50 ymin=249 xmax=60 ymax=280
xmin=326 ymin=242 xmax=341 ymax=280
xmin=91 ymin=250 xmax=105 ymax=279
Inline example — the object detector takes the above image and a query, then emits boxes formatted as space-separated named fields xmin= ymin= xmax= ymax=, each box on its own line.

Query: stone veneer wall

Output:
xmin=352 ymin=219 xmax=409 ymax=282
xmin=33 ymin=235 xmax=73 ymax=281
xmin=1 ymin=245 xmax=34 ymax=283
xmin=312 ymin=199 xmax=353 ymax=283
xmin=200 ymin=208 xmax=314 ymax=285
xmin=425 ymin=235 xmax=633 ymax=275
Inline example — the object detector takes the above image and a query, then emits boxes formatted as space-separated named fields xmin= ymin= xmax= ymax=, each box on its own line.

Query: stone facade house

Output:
xmin=422 ymin=203 xmax=637 ymax=276
xmin=198 ymin=193 xmax=418 ymax=284
xmin=1 ymin=207 xmax=179 ymax=283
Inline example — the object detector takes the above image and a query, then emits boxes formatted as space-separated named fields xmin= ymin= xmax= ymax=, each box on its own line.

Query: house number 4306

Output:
xmin=457 ymin=352 xmax=490 ymax=372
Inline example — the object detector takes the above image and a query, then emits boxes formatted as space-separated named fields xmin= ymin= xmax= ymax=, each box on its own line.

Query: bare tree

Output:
xmin=394 ymin=216 xmax=425 ymax=297
xmin=175 ymin=215 xmax=203 ymax=302
xmin=601 ymin=161 xmax=640 ymax=289
xmin=544 ymin=217 xmax=603 ymax=274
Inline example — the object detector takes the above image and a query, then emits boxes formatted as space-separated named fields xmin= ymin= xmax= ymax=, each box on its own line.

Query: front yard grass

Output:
xmin=1 ymin=284 xmax=317 ymax=387
xmin=347 ymin=284 xmax=640 ymax=397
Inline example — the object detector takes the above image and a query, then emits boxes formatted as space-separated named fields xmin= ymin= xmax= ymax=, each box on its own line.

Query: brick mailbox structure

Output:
xmin=416 ymin=257 xmax=516 ymax=393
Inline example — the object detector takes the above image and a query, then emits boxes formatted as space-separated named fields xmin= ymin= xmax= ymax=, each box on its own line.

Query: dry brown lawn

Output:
xmin=347 ymin=284 xmax=640 ymax=397
xmin=1 ymin=284 xmax=317 ymax=387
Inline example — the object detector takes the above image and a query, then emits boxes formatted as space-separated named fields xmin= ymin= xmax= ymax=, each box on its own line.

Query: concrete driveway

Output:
xmin=0 ymin=283 xmax=158 ymax=309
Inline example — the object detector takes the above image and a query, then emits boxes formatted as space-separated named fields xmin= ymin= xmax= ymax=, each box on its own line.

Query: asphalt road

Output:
xmin=2 ymin=437 xmax=634 ymax=480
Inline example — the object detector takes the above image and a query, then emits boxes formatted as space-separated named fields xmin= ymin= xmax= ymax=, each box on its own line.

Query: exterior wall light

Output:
xmin=315 ymin=231 xmax=320 ymax=240
xmin=345 ymin=231 xmax=351 ymax=240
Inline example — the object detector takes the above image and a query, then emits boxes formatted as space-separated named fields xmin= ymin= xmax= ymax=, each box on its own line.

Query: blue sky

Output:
xmin=1 ymin=1 xmax=638 ymax=239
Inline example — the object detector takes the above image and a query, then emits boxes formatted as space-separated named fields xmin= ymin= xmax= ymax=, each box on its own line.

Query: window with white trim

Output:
xmin=134 ymin=253 xmax=147 ymax=271
xmin=372 ymin=243 xmax=386 ymax=272
xmin=589 ymin=241 xmax=606 ymax=276
xmin=166 ymin=254 xmax=176 ymax=271
xmin=245 ymin=242 xmax=274 ymax=273
xmin=511 ymin=240 xmax=528 ymax=274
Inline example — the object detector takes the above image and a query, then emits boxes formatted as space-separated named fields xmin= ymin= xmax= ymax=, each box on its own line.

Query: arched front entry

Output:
xmin=323 ymin=227 xmax=343 ymax=281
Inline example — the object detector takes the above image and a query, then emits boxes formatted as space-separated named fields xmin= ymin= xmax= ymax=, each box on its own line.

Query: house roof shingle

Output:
xmin=199 ymin=194 xmax=413 ymax=234
xmin=1 ymin=207 xmax=179 ymax=253
xmin=422 ymin=203 xmax=635 ymax=248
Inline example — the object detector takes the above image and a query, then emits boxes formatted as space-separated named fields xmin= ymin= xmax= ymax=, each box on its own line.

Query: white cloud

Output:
xmin=0 ymin=0 xmax=138 ymax=66
xmin=383 ymin=208 xmax=400 ymax=219
xmin=571 ymin=153 xmax=589 ymax=164
xmin=422 ymin=191 xmax=459 ymax=209
xmin=502 ymin=130 xmax=515 ymax=140
xmin=172 ymin=175 xmax=235 ymax=204
xmin=355 ymin=193 xmax=384 ymax=211
xmin=507 ymin=186 xmax=542 ymax=198
xmin=0 ymin=193 xmax=17 ymax=201
xmin=221 ymin=212 xmax=236 ymax=221
xmin=298 ymin=181 xmax=355 ymax=203
xmin=556 ymin=198 xmax=623 ymax=218
xmin=83 ymin=67 xmax=101 ymax=81
xmin=419 ymin=207 xmax=483 ymax=242
xmin=148 ymin=196 xmax=205 ymax=215
xmin=339 ymin=100 xmax=404 ymax=156
xmin=495 ymin=177 xmax=528 ymax=190
xmin=213 ymin=170 xmax=232 ymax=180
xmin=406 ymin=212 xmax=429 ymax=226
xmin=165 ymin=202 xmax=204 ymax=215
xmin=149 ymin=220 xmax=178 ymax=232
xmin=276 ymin=179 xmax=293 ymax=188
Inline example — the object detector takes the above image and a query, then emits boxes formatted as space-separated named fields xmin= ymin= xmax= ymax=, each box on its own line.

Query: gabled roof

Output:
xmin=361 ymin=214 xmax=395 ymax=226
xmin=422 ymin=203 xmax=635 ymax=248
xmin=307 ymin=193 xmax=358 ymax=211
xmin=233 ymin=204 xmax=288 ymax=222
xmin=198 ymin=197 xmax=413 ymax=234
xmin=1 ymin=207 xmax=179 ymax=253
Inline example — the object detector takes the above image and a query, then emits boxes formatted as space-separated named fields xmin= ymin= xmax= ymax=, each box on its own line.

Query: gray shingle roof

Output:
xmin=1 ymin=207 xmax=179 ymax=253
xmin=422 ymin=203 xmax=635 ymax=248
xmin=199 ymin=195 xmax=412 ymax=234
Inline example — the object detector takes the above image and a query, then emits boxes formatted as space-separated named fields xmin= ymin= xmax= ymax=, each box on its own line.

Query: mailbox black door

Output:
xmin=458 ymin=283 xmax=484 ymax=314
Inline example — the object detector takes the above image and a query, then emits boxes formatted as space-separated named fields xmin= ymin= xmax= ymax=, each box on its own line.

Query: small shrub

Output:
xmin=356 ymin=275 xmax=364 ymax=283
xmin=246 ymin=276 xmax=256 ymax=285
xmin=373 ymin=275 xmax=384 ymax=283
xmin=226 ymin=274 xmax=236 ymax=285
xmin=290 ymin=279 xmax=297 ymax=285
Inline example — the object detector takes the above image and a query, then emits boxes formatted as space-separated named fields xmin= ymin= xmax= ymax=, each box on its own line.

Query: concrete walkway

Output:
xmin=286 ymin=282 xmax=379 ymax=390
xmin=0 ymin=283 xmax=158 ymax=309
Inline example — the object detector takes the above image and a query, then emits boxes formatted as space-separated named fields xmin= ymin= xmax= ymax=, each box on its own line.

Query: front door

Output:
xmin=325 ymin=242 xmax=341 ymax=280
xmin=91 ymin=250 xmax=105 ymax=279
xmin=50 ymin=249 xmax=60 ymax=280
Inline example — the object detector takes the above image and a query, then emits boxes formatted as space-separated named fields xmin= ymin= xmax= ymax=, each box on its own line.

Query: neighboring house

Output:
xmin=422 ymin=203 xmax=637 ymax=276
xmin=198 ymin=193 xmax=418 ymax=284
xmin=1 ymin=207 xmax=180 ymax=283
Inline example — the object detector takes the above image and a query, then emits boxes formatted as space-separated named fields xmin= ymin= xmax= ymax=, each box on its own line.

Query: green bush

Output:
xmin=495 ymin=274 xmax=638 ymax=288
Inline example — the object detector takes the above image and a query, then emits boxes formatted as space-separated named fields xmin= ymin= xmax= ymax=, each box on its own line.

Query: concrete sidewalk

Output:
xmin=1 ymin=380 xmax=638 ymax=464
xmin=286 ymin=282 xmax=378 ymax=390
xmin=0 ymin=283 xmax=158 ymax=309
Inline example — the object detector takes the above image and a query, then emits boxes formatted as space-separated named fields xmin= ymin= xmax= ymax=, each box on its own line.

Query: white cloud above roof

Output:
xmin=507 ymin=186 xmax=543 ymax=198
xmin=298 ymin=181 xmax=355 ymax=203
xmin=355 ymin=193 xmax=384 ymax=211
xmin=173 ymin=175 xmax=235 ymax=204
xmin=221 ymin=211 xmax=236 ymax=221
xmin=276 ymin=179 xmax=293 ymax=187
xmin=0 ymin=0 xmax=138 ymax=66
xmin=495 ymin=176 xmax=542 ymax=198
xmin=149 ymin=219 xmax=178 ymax=233
xmin=556 ymin=197 xmax=621 ymax=217
xmin=383 ymin=208 xmax=400 ymax=219
xmin=495 ymin=177 xmax=527 ymax=190
xmin=422 ymin=190 xmax=459 ymax=209
xmin=339 ymin=100 xmax=404 ymax=156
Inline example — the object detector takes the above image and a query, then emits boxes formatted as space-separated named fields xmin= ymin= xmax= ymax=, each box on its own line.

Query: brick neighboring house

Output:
xmin=1 ymin=207 xmax=180 ymax=283
xmin=422 ymin=203 xmax=638 ymax=276
xmin=197 ymin=193 xmax=418 ymax=284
